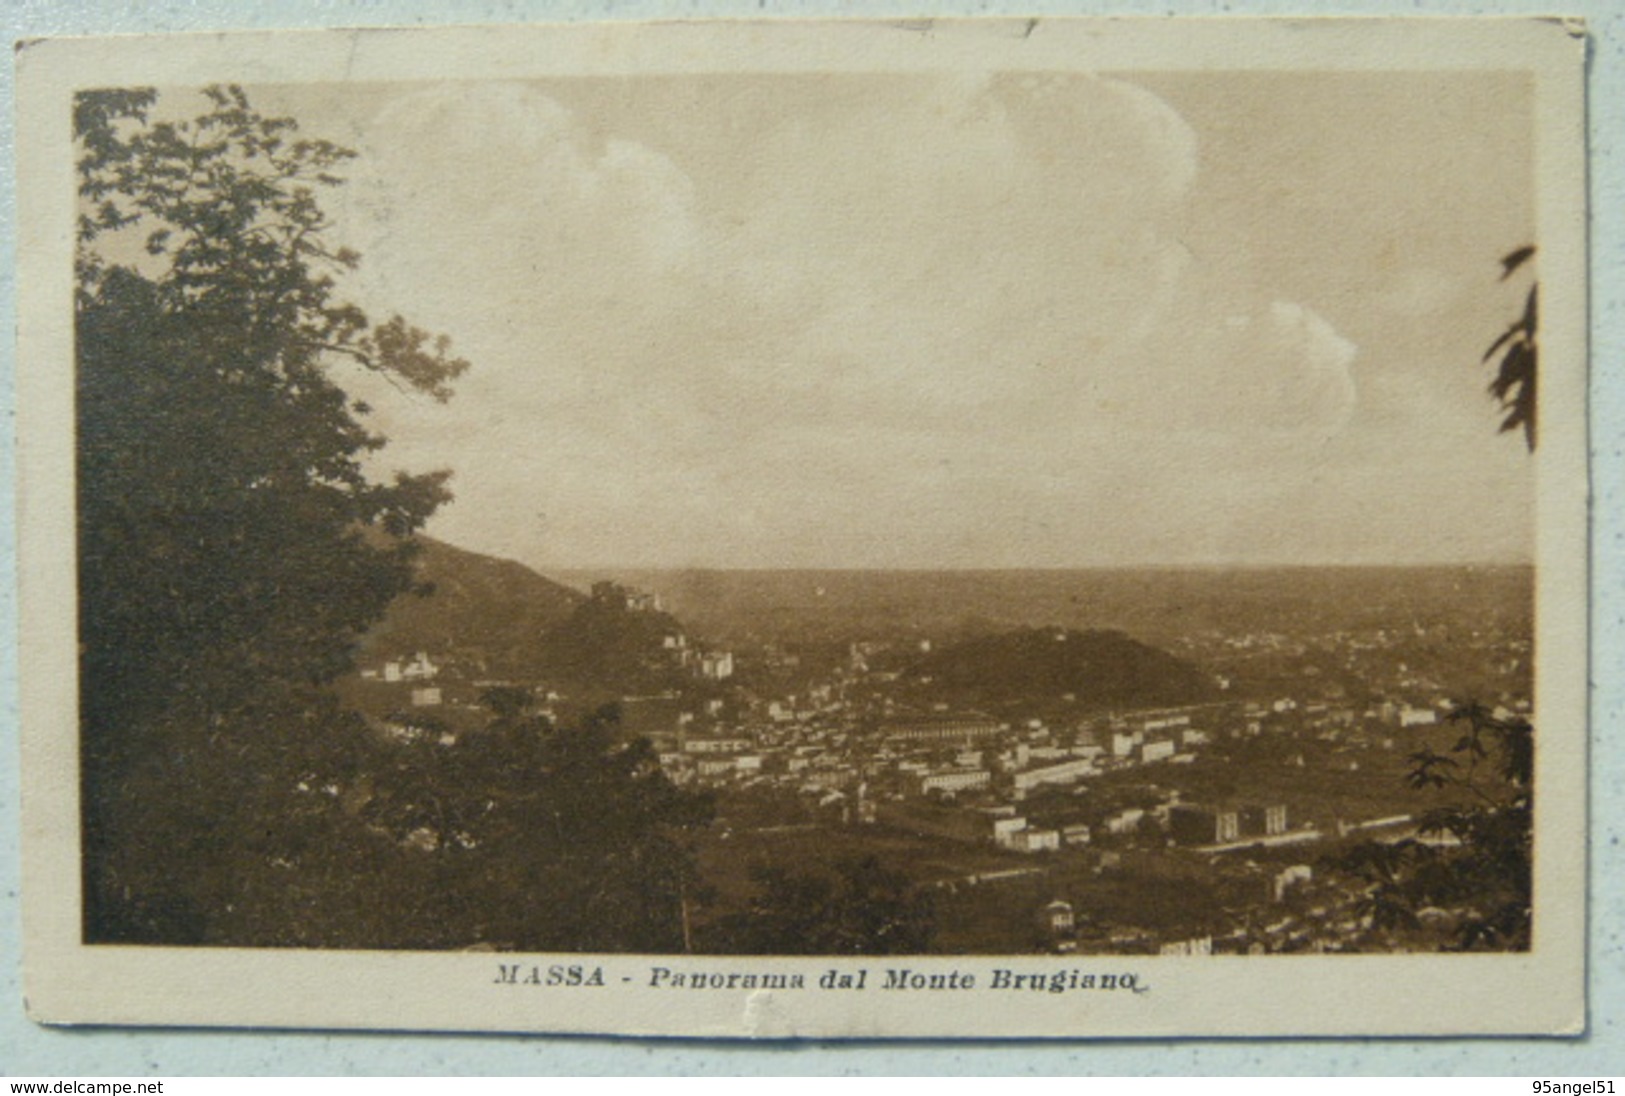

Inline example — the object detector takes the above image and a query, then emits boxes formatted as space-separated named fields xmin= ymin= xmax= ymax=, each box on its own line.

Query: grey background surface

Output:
xmin=3 ymin=0 xmax=1621 ymax=1076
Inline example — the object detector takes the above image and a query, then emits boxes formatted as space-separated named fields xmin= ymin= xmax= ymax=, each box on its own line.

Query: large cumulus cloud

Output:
xmin=317 ymin=74 xmax=1372 ymax=567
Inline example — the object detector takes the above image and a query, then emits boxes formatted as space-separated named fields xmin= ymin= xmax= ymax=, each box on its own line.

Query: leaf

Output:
xmin=1489 ymin=342 xmax=1533 ymax=402
xmin=1500 ymin=245 xmax=1536 ymax=279
xmin=1481 ymin=324 xmax=1518 ymax=363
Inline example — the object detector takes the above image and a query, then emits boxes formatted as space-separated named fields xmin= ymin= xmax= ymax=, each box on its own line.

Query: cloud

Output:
xmin=1253 ymin=299 xmax=1360 ymax=433
xmin=337 ymin=82 xmax=702 ymax=351
xmin=707 ymin=73 xmax=1200 ymax=411
xmin=327 ymin=82 xmax=713 ymax=456
xmin=317 ymin=76 xmax=1379 ymax=567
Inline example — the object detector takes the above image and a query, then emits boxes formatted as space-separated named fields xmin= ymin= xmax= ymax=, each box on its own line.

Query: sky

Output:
xmin=245 ymin=69 xmax=1535 ymax=571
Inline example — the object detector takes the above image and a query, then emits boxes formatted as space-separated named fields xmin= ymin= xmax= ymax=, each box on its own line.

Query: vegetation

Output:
xmin=74 ymin=86 xmax=709 ymax=949
xmin=1322 ymin=247 xmax=1541 ymax=951
xmin=310 ymin=697 xmax=715 ymax=952
xmin=702 ymin=856 xmax=937 ymax=955
xmin=77 ymin=85 xmax=464 ymax=942
xmin=76 ymin=86 xmax=469 ymax=736
xmin=359 ymin=537 xmax=584 ymax=677
xmin=907 ymin=627 xmax=1216 ymax=709
xmin=543 ymin=592 xmax=694 ymax=697
xmin=1483 ymin=245 xmax=1539 ymax=450
xmin=1331 ymin=704 xmax=1532 ymax=950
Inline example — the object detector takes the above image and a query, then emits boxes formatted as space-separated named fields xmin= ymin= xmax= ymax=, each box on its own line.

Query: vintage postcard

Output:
xmin=16 ymin=17 xmax=1589 ymax=1037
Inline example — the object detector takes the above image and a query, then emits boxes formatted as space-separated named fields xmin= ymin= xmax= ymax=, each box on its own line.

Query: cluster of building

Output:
xmin=360 ymin=650 xmax=439 ymax=684
xmin=589 ymin=581 xmax=664 ymax=613
xmin=359 ymin=651 xmax=445 ymax=708
xmin=347 ymin=582 xmax=1532 ymax=956
xmin=635 ymin=616 xmax=1530 ymax=880
xmin=590 ymin=581 xmax=736 ymax=681
xmin=642 ymin=684 xmax=1321 ymax=858
xmin=355 ymin=613 xmax=1528 ymax=870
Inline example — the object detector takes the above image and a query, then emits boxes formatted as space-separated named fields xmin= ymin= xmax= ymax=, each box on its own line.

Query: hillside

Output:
xmin=359 ymin=536 xmax=584 ymax=678
xmin=907 ymin=627 xmax=1217 ymax=710
xmin=358 ymin=540 xmax=709 ymax=697
xmin=542 ymin=592 xmax=696 ymax=698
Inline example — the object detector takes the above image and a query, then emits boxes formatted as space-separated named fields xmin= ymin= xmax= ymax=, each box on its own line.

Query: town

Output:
xmin=341 ymin=571 xmax=1532 ymax=958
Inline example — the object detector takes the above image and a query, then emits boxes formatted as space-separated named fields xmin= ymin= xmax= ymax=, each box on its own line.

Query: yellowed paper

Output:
xmin=17 ymin=17 xmax=1588 ymax=1037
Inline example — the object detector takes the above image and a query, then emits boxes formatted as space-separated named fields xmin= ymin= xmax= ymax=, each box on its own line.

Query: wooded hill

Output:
xmin=359 ymin=536 xmax=584 ymax=677
xmin=906 ymin=626 xmax=1217 ymax=710
xmin=360 ymin=537 xmax=694 ymax=694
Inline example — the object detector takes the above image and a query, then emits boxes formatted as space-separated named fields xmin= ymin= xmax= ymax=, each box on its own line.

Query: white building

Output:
xmin=992 ymin=816 xmax=1030 ymax=848
xmin=1061 ymin=823 xmax=1092 ymax=846
xmin=1013 ymin=828 xmax=1060 ymax=853
xmin=683 ymin=736 xmax=754 ymax=754
xmin=1139 ymin=739 xmax=1175 ymax=764
xmin=1104 ymin=807 xmax=1146 ymax=835
xmin=382 ymin=651 xmax=438 ymax=683
xmin=1011 ymin=757 xmax=1096 ymax=794
xmin=917 ymin=769 xmax=992 ymax=796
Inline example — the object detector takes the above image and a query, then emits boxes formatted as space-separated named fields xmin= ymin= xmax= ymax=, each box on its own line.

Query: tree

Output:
xmin=75 ymin=88 xmax=724 ymax=951
xmin=75 ymin=86 xmax=469 ymax=942
xmin=704 ymin=855 xmax=938 ymax=955
xmin=1483 ymin=245 xmax=1538 ymax=450
xmin=1332 ymin=703 xmax=1532 ymax=950
xmin=249 ymin=700 xmax=716 ymax=952
xmin=1324 ymin=248 xmax=1541 ymax=952
xmin=467 ymin=705 xmax=717 ymax=952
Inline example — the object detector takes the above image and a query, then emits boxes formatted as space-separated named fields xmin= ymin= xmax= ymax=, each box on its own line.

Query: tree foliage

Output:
xmin=76 ymin=86 xmax=468 ymax=733
xmin=74 ymin=86 xmax=722 ymax=951
xmin=1324 ymin=249 xmax=1541 ymax=953
xmin=1333 ymin=705 xmax=1532 ymax=950
xmin=703 ymin=855 xmax=938 ymax=955
xmin=73 ymin=86 xmax=450 ymax=943
xmin=1483 ymin=245 xmax=1538 ymax=450
xmin=232 ymin=700 xmax=715 ymax=952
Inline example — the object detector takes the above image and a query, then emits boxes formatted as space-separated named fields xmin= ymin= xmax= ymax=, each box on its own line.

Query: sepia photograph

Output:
xmin=15 ymin=17 xmax=1588 ymax=1038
